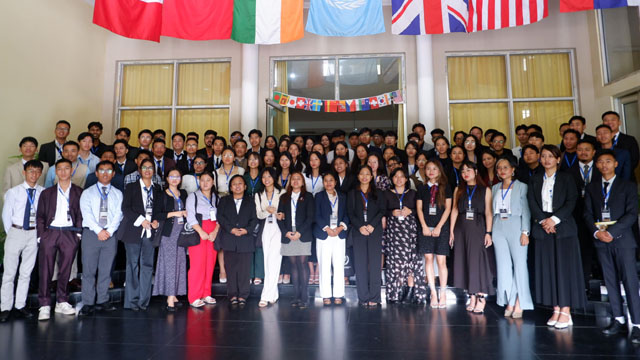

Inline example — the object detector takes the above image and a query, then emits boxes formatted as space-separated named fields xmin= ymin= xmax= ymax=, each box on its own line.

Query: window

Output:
xmin=270 ymin=54 xmax=406 ymax=145
xmin=447 ymin=51 xmax=578 ymax=147
xmin=598 ymin=8 xmax=640 ymax=83
xmin=116 ymin=59 xmax=231 ymax=146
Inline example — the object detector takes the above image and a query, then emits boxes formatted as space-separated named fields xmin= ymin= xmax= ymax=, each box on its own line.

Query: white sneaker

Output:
xmin=203 ymin=296 xmax=217 ymax=305
xmin=219 ymin=277 xmax=227 ymax=284
xmin=190 ymin=299 xmax=205 ymax=308
xmin=55 ymin=302 xmax=76 ymax=315
xmin=38 ymin=306 xmax=51 ymax=321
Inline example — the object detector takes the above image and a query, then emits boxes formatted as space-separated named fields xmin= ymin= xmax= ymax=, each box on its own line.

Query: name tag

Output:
xmin=363 ymin=210 xmax=368 ymax=222
xmin=67 ymin=210 xmax=72 ymax=223
xmin=428 ymin=204 xmax=437 ymax=216
xmin=145 ymin=206 xmax=153 ymax=218
xmin=176 ymin=215 xmax=184 ymax=224
xmin=466 ymin=208 xmax=475 ymax=221
xmin=602 ymin=208 xmax=611 ymax=222
xmin=292 ymin=225 xmax=297 ymax=233
xmin=267 ymin=214 xmax=274 ymax=224
xmin=499 ymin=208 xmax=509 ymax=219
xmin=330 ymin=214 xmax=338 ymax=228
xmin=209 ymin=209 xmax=217 ymax=221
xmin=99 ymin=210 xmax=108 ymax=224
xmin=29 ymin=209 xmax=36 ymax=228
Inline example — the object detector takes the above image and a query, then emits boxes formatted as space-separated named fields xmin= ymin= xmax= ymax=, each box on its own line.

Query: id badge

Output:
xmin=363 ymin=210 xmax=368 ymax=222
xmin=499 ymin=208 xmax=509 ymax=219
xmin=99 ymin=210 xmax=109 ymax=224
xmin=292 ymin=225 xmax=297 ymax=233
xmin=581 ymin=187 xmax=585 ymax=198
xmin=67 ymin=210 xmax=72 ymax=223
xmin=177 ymin=216 xmax=184 ymax=224
xmin=465 ymin=208 xmax=475 ymax=220
xmin=145 ymin=206 xmax=153 ymax=218
xmin=267 ymin=214 xmax=274 ymax=224
xmin=29 ymin=209 xmax=36 ymax=228
xmin=602 ymin=208 xmax=611 ymax=222
xmin=428 ymin=205 xmax=437 ymax=216
xmin=209 ymin=209 xmax=217 ymax=221
xmin=330 ymin=214 xmax=338 ymax=228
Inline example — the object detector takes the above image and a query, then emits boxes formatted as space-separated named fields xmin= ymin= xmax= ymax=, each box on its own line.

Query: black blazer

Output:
xmin=337 ymin=174 xmax=356 ymax=193
xmin=313 ymin=190 xmax=349 ymax=240
xmin=38 ymin=141 xmax=60 ymax=167
xmin=277 ymin=191 xmax=315 ymax=244
xmin=584 ymin=177 xmax=638 ymax=249
xmin=527 ymin=171 xmax=578 ymax=240
xmin=347 ymin=188 xmax=386 ymax=238
xmin=115 ymin=159 xmax=138 ymax=177
xmin=568 ymin=162 xmax=602 ymax=218
xmin=116 ymin=181 xmax=162 ymax=243
xmin=216 ymin=194 xmax=258 ymax=253
xmin=153 ymin=189 xmax=188 ymax=237
xmin=616 ymin=132 xmax=640 ymax=171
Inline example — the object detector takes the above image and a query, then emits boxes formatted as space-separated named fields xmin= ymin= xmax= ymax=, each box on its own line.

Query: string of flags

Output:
xmin=272 ymin=90 xmax=404 ymax=113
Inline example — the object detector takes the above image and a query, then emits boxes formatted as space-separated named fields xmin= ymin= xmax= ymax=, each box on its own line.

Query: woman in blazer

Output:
xmin=527 ymin=145 xmax=585 ymax=329
xmin=491 ymin=158 xmax=533 ymax=318
xmin=152 ymin=168 xmax=188 ymax=311
xmin=348 ymin=165 xmax=386 ymax=307
xmin=118 ymin=158 xmax=160 ymax=311
xmin=277 ymin=171 xmax=315 ymax=308
xmin=185 ymin=171 xmax=219 ymax=308
xmin=217 ymin=174 xmax=258 ymax=307
xmin=314 ymin=172 xmax=349 ymax=305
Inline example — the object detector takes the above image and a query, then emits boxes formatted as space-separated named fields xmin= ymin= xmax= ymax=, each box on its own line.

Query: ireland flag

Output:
xmin=306 ymin=0 xmax=385 ymax=36
xmin=232 ymin=0 xmax=304 ymax=44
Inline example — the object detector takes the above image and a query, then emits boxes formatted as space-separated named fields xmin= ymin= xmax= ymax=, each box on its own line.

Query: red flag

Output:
xmin=93 ymin=0 xmax=163 ymax=42
xmin=369 ymin=97 xmax=380 ymax=109
xmin=161 ymin=0 xmax=234 ymax=40
xmin=295 ymin=97 xmax=308 ymax=109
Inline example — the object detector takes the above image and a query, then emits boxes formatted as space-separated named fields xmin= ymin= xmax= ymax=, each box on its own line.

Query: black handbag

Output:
xmin=178 ymin=194 xmax=202 ymax=248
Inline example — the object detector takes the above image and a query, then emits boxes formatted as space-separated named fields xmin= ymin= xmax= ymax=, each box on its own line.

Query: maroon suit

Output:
xmin=36 ymin=183 xmax=83 ymax=306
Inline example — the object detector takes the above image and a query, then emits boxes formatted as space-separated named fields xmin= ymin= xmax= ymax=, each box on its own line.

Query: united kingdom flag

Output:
xmin=391 ymin=0 xmax=469 ymax=35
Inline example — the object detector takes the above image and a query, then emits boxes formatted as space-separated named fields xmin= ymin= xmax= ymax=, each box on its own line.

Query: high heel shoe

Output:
xmin=547 ymin=310 xmax=561 ymax=326
xmin=430 ymin=290 xmax=439 ymax=308
xmin=504 ymin=308 xmax=513 ymax=317
xmin=466 ymin=294 xmax=477 ymax=312
xmin=473 ymin=295 xmax=486 ymax=314
xmin=554 ymin=312 xmax=573 ymax=329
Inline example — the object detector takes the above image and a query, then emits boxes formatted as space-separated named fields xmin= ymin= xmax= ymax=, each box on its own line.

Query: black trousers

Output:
xmin=597 ymin=245 xmax=640 ymax=324
xmin=225 ymin=251 xmax=252 ymax=299
xmin=353 ymin=233 xmax=382 ymax=303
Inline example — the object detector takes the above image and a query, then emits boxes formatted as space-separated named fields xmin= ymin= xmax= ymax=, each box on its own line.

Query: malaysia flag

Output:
xmin=391 ymin=0 xmax=469 ymax=34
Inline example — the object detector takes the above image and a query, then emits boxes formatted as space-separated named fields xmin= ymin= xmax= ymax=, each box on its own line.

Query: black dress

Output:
xmin=418 ymin=184 xmax=453 ymax=256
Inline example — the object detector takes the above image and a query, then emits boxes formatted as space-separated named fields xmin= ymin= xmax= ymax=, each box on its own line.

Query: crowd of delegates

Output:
xmin=1 ymin=114 xmax=640 ymax=342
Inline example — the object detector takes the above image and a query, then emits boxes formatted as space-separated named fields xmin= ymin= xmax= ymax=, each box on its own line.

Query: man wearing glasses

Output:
xmin=78 ymin=161 xmax=123 ymax=316
xmin=490 ymin=132 xmax=517 ymax=163
xmin=39 ymin=120 xmax=71 ymax=167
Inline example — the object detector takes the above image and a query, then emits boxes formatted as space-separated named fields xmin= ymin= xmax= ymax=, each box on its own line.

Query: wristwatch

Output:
xmin=522 ymin=231 xmax=530 ymax=236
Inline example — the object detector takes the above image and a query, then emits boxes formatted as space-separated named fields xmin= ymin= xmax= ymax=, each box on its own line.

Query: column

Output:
xmin=241 ymin=43 xmax=259 ymax=134
xmin=415 ymin=36 xmax=435 ymax=131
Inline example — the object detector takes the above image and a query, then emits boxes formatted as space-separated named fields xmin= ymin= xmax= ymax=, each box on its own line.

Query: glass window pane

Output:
xmin=122 ymin=64 xmax=173 ymax=106
xmin=178 ymin=62 xmax=231 ymax=106
xmin=600 ymin=8 xmax=640 ymax=83
xmin=513 ymin=101 xmax=574 ymax=147
xmin=447 ymin=56 xmax=507 ymax=100
xmin=338 ymin=57 xmax=401 ymax=99
xmin=278 ymin=59 xmax=336 ymax=100
xmin=510 ymin=54 xmax=573 ymax=98
xmin=120 ymin=110 xmax=172 ymax=146
xmin=176 ymin=109 xmax=229 ymax=140
xmin=450 ymin=103 xmax=510 ymax=147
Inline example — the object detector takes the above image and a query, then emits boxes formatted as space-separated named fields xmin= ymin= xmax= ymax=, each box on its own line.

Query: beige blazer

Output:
xmin=2 ymin=159 xmax=48 ymax=196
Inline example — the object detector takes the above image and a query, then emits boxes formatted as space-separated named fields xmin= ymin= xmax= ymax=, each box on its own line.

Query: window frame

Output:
xmin=268 ymin=53 xmax=407 ymax=136
xmin=445 ymin=49 xmax=579 ymax=147
xmin=115 ymin=58 xmax=233 ymax=137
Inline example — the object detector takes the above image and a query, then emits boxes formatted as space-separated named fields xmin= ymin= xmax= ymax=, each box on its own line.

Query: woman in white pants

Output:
xmin=313 ymin=172 xmax=349 ymax=305
xmin=256 ymin=167 xmax=285 ymax=308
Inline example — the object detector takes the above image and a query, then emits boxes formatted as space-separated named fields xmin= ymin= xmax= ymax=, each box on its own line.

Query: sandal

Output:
xmin=254 ymin=278 xmax=262 ymax=285
xmin=278 ymin=275 xmax=283 ymax=284
xmin=283 ymin=275 xmax=291 ymax=284
xmin=473 ymin=295 xmax=486 ymax=314
xmin=190 ymin=299 xmax=205 ymax=308
xmin=323 ymin=298 xmax=332 ymax=306
xmin=230 ymin=297 xmax=238 ymax=305
xmin=438 ymin=289 xmax=447 ymax=308
xmin=314 ymin=275 xmax=320 ymax=285
xmin=203 ymin=296 xmax=217 ymax=305
xmin=466 ymin=294 xmax=477 ymax=312
xmin=334 ymin=298 xmax=343 ymax=305
xmin=258 ymin=300 xmax=269 ymax=308
xmin=547 ymin=310 xmax=561 ymax=326
xmin=429 ymin=290 xmax=439 ymax=308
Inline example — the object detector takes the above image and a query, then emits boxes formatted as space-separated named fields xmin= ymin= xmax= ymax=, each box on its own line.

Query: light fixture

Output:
xmin=289 ymin=73 xmax=296 ymax=79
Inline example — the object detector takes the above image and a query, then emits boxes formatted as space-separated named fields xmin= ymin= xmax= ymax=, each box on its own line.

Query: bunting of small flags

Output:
xmin=272 ymin=90 xmax=404 ymax=113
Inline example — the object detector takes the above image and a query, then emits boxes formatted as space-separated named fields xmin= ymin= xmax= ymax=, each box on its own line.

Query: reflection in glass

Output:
xmin=600 ymin=8 xmax=640 ymax=83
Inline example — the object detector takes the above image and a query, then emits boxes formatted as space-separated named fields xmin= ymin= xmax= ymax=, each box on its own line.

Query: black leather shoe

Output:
xmin=0 ymin=310 xmax=10 ymax=322
xmin=15 ymin=307 xmax=33 ymax=319
xmin=96 ymin=303 xmax=117 ymax=312
xmin=631 ymin=327 xmax=640 ymax=344
xmin=78 ymin=306 xmax=94 ymax=316
xmin=402 ymin=287 xmax=415 ymax=305
xmin=166 ymin=305 xmax=176 ymax=312
xmin=602 ymin=320 xmax=627 ymax=336
xmin=174 ymin=301 xmax=184 ymax=308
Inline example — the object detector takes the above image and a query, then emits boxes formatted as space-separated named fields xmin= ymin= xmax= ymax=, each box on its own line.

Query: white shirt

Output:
xmin=54 ymin=140 xmax=64 ymax=162
xmin=291 ymin=191 xmax=300 ymax=228
xmin=50 ymin=184 xmax=73 ymax=227
xmin=326 ymin=149 xmax=354 ymax=164
xmin=513 ymin=146 xmax=522 ymax=161
xmin=234 ymin=198 xmax=243 ymax=213
xmin=216 ymin=166 xmax=244 ymax=195
xmin=304 ymin=174 xmax=324 ymax=196
xmin=602 ymin=175 xmax=616 ymax=207
xmin=579 ymin=160 xmax=594 ymax=183
xmin=255 ymin=188 xmax=285 ymax=220
xmin=213 ymin=155 xmax=222 ymax=169
xmin=2 ymin=182 xmax=44 ymax=232
xmin=494 ymin=182 xmax=513 ymax=215
xmin=134 ymin=179 xmax=155 ymax=238
xmin=541 ymin=172 xmax=561 ymax=225
xmin=80 ymin=182 xmax=124 ymax=235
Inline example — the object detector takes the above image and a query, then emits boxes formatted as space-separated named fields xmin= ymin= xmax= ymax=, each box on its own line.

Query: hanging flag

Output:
xmin=287 ymin=95 xmax=298 ymax=108
xmin=273 ymin=91 xmax=283 ymax=102
xmin=560 ymin=0 xmax=640 ymax=12
xmin=360 ymin=98 xmax=371 ymax=111
xmin=369 ymin=97 xmax=380 ymax=109
xmin=161 ymin=0 xmax=234 ymax=40
xmin=295 ymin=97 xmax=308 ymax=109
xmin=391 ymin=91 xmax=404 ymax=104
xmin=345 ymin=99 xmax=357 ymax=112
xmin=310 ymin=99 xmax=324 ymax=111
xmin=93 ymin=0 xmax=164 ymax=42
xmin=391 ymin=0 xmax=468 ymax=35
xmin=467 ymin=0 xmax=548 ymax=32
xmin=377 ymin=95 xmax=388 ymax=107
xmin=278 ymin=94 xmax=290 ymax=106
xmin=231 ymin=0 xmax=304 ymax=44
xmin=337 ymin=101 xmax=347 ymax=112
xmin=306 ymin=0 xmax=385 ymax=36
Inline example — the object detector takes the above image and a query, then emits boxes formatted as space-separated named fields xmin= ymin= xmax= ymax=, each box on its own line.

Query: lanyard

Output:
xmin=91 ymin=146 xmax=98 ymax=155
xmin=118 ymin=162 xmax=125 ymax=172
xmin=429 ymin=184 xmax=438 ymax=205
xmin=310 ymin=175 xmax=320 ymax=191
xmin=223 ymin=165 xmax=234 ymax=186
xmin=393 ymin=188 xmax=406 ymax=208
xmin=55 ymin=143 xmax=62 ymax=156
xmin=143 ymin=186 xmax=153 ymax=206
xmin=544 ymin=172 xmax=556 ymax=201
xmin=466 ymin=185 xmax=477 ymax=208
xmin=26 ymin=188 xmax=36 ymax=210
xmin=330 ymin=192 xmax=338 ymax=210
xmin=360 ymin=191 xmax=368 ymax=210
xmin=280 ymin=174 xmax=289 ymax=188
xmin=453 ymin=168 xmax=459 ymax=185
xmin=249 ymin=175 xmax=259 ymax=194
xmin=195 ymin=174 xmax=200 ymax=190
xmin=563 ymin=153 xmax=577 ymax=168
xmin=291 ymin=195 xmax=298 ymax=210
xmin=613 ymin=134 xmax=619 ymax=147
xmin=168 ymin=188 xmax=182 ymax=210
xmin=409 ymin=164 xmax=416 ymax=175
xmin=57 ymin=186 xmax=70 ymax=208
xmin=71 ymin=162 xmax=79 ymax=178
xmin=96 ymin=184 xmax=110 ymax=202
xmin=200 ymin=191 xmax=214 ymax=209
xmin=602 ymin=182 xmax=612 ymax=208
xmin=580 ymin=164 xmax=592 ymax=183
xmin=267 ymin=190 xmax=275 ymax=207
xmin=500 ymin=181 xmax=513 ymax=207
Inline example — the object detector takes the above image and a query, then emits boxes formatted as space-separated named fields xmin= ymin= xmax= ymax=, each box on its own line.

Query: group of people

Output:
xmin=1 ymin=113 xmax=640 ymax=343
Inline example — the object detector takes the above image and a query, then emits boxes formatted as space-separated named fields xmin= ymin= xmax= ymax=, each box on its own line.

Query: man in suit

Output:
xmin=151 ymin=139 xmax=176 ymax=188
xmin=196 ymin=129 xmax=217 ymax=160
xmin=359 ymin=128 xmax=382 ymax=155
xmin=165 ymin=132 xmax=186 ymax=163
xmin=489 ymin=132 xmax=516 ymax=163
xmin=179 ymin=137 xmax=199 ymax=175
xmin=425 ymin=128 xmax=446 ymax=158
xmin=84 ymin=150 xmax=125 ymax=192
xmin=128 ymin=129 xmax=153 ymax=161
xmin=88 ymin=122 xmax=108 ymax=157
xmin=561 ymin=116 xmax=597 ymax=151
xmin=44 ymin=141 xmax=89 ymax=188
xmin=233 ymin=139 xmax=248 ymax=171
xmin=114 ymin=127 xmax=136 ymax=160
xmin=560 ymin=129 xmax=580 ymax=172
xmin=248 ymin=129 xmax=265 ymax=156
xmin=603 ymin=111 xmax=639 ymax=182
xmin=36 ymin=159 xmax=84 ymax=321
xmin=383 ymin=130 xmax=407 ymax=164
xmin=596 ymin=125 xmax=631 ymax=180
xmin=39 ymin=120 xmax=71 ymax=167
xmin=3 ymin=136 xmax=48 ymax=195
xmin=517 ymin=145 xmax=543 ymax=185
xmin=371 ymin=129 xmax=385 ymax=151
xmin=584 ymin=150 xmax=640 ymax=343
xmin=113 ymin=139 xmax=137 ymax=177
xmin=411 ymin=123 xmax=433 ymax=152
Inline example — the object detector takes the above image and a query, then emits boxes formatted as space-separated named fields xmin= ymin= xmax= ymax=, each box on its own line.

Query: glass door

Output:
xmin=618 ymin=92 xmax=640 ymax=182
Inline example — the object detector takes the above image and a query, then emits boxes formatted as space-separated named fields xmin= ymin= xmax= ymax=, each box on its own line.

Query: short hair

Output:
xmin=331 ymin=129 xmax=346 ymax=138
xmin=527 ymin=124 xmax=543 ymax=133
xmin=63 ymin=141 xmax=79 ymax=150
xmin=55 ymin=158 xmax=72 ymax=168
xmin=430 ymin=128 xmax=445 ymax=136
xmin=596 ymin=124 xmax=613 ymax=133
xmin=230 ymin=130 xmax=244 ymax=138
xmin=19 ymin=136 xmax=38 ymax=148
xmin=389 ymin=167 xmax=409 ymax=182
xmin=115 ymin=127 xmax=131 ymax=137
xmin=359 ymin=127 xmax=372 ymax=136
xmin=135 ymin=149 xmax=153 ymax=160
xmin=248 ymin=129 xmax=263 ymax=138
xmin=372 ymin=129 xmax=385 ymax=137
xmin=87 ymin=121 xmax=103 ymax=130
xmin=384 ymin=130 xmax=398 ymax=139
xmin=77 ymin=132 xmax=92 ymax=142
xmin=528 ymin=132 xmax=545 ymax=141
xmin=522 ymin=144 xmax=540 ymax=154
xmin=491 ymin=132 xmax=506 ymax=141
xmin=152 ymin=138 xmax=166 ymax=147
xmin=577 ymin=139 xmax=596 ymax=150
xmin=100 ymin=149 xmax=116 ymax=158
xmin=171 ymin=132 xmax=185 ymax=141
xmin=96 ymin=160 xmax=115 ymax=171
xmin=569 ymin=115 xmax=586 ymax=125
xmin=187 ymin=131 xmax=199 ymax=140
xmin=541 ymin=145 xmax=562 ymax=159
xmin=185 ymin=137 xmax=198 ymax=144
xmin=138 ymin=129 xmax=153 ymax=138
xmin=204 ymin=130 xmax=217 ymax=137
xmin=515 ymin=124 xmax=528 ymax=133
xmin=407 ymin=132 xmax=419 ymax=140
xmin=562 ymin=129 xmax=581 ymax=139
xmin=348 ymin=131 xmax=359 ymax=138
xmin=153 ymin=129 xmax=166 ymax=138
xmin=558 ymin=122 xmax=569 ymax=130
xmin=412 ymin=123 xmax=426 ymax=132
xmin=213 ymin=137 xmax=227 ymax=147
xmin=112 ymin=139 xmax=128 ymax=148
xmin=322 ymin=171 xmax=338 ymax=183
xmin=596 ymin=149 xmax=617 ymax=161
xmin=470 ymin=126 xmax=483 ymax=134
xmin=485 ymin=129 xmax=498 ymax=138
xmin=24 ymin=159 xmax=43 ymax=171
xmin=453 ymin=130 xmax=467 ymax=139
xmin=388 ymin=155 xmax=402 ymax=165
xmin=56 ymin=120 xmax=71 ymax=128
xmin=601 ymin=111 xmax=620 ymax=120
xmin=234 ymin=139 xmax=247 ymax=147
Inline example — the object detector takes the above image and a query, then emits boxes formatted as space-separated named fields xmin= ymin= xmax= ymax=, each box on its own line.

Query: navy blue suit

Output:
xmin=313 ymin=190 xmax=349 ymax=240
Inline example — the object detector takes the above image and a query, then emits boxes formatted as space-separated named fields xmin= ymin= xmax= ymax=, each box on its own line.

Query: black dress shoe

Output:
xmin=0 ymin=310 xmax=10 ymax=322
xmin=602 ymin=320 xmax=627 ymax=336
xmin=78 ymin=306 xmax=94 ymax=316
xmin=15 ymin=307 xmax=33 ymax=319
xmin=402 ymin=287 xmax=415 ymax=305
xmin=96 ymin=303 xmax=117 ymax=312
xmin=166 ymin=305 xmax=176 ymax=312
xmin=174 ymin=301 xmax=184 ymax=308
xmin=631 ymin=327 xmax=640 ymax=344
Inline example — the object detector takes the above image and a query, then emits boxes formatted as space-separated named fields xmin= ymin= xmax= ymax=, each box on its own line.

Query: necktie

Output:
xmin=583 ymin=164 xmax=590 ymax=183
xmin=118 ymin=162 xmax=125 ymax=173
xmin=176 ymin=153 xmax=182 ymax=162
xmin=216 ymin=158 xmax=221 ymax=169
xmin=99 ymin=186 xmax=108 ymax=227
xmin=604 ymin=182 xmax=609 ymax=195
xmin=156 ymin=160 xmax=162 ymax=175
xmin=23 ymin=188 xmax=35 ymax=230
xmin=144 ymin=187 xmax=153 ymax=209
xmin=430 ymin=184 xmax=437 ymax=205
xmin=188 ymin=158 xmax=193 ymax=171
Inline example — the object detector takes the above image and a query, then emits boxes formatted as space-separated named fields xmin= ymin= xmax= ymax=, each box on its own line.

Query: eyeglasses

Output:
xmin=56 ymin=127 xmax=70 ymax=132
xmin=186 ymin=144 xmax=197 ymax=148
xmin=223 ymin=154 xmax=234 ymax=158
xmin=465 ymin=140 xmax=476 ymax=145
xmin=168 ymin=176 xmax=181 ymax=180
xmin=493 ymin=140 xmax=505 ymax=144
xmin=97 ymin=169 xmax=113 ymax=174
xmin=141 ymin=166 xmax=154 ymax=171
xmin=194 ymin=161 xmax=205 ymax=166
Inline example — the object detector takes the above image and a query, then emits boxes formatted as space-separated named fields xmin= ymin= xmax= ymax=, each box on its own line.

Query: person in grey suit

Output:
xmin=491 ymin=157 xmax=533 ymax=319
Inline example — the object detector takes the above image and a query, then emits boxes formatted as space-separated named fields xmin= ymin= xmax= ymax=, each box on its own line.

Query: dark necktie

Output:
xmin=156 ymin=160 xmax=162 ymax=175
xmin=175 ymin=153 xmax=183 ymax=162
xmin=583 ymin=164 xmax=590 ymax=184
xmin=23 ymin=188 xmax=35 ymax=230
xmin=215 ymin=158 xmax=221 ymax=169
xmin=430 ymin=184 xmax=437 ymax=205
xmin=603 ymin=182 xmax=609 ymax=195
xmin=118 ymin=162 xmax=125 ymax=173
xmin=99 ymin=186 xmax=108 ymax=227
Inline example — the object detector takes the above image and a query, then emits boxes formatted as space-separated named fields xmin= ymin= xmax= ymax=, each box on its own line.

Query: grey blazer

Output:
xmin=491 ymin=180 xmax=531 ymax=233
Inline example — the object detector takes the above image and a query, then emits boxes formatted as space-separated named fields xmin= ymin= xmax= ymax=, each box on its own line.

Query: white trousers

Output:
xmin=316 ymin=236 xmax=346 ymax=298
xmin=1 ymin=228 xmax=38 ymax=311
xmin=260 ymin=221 xmax=282 ymax=302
